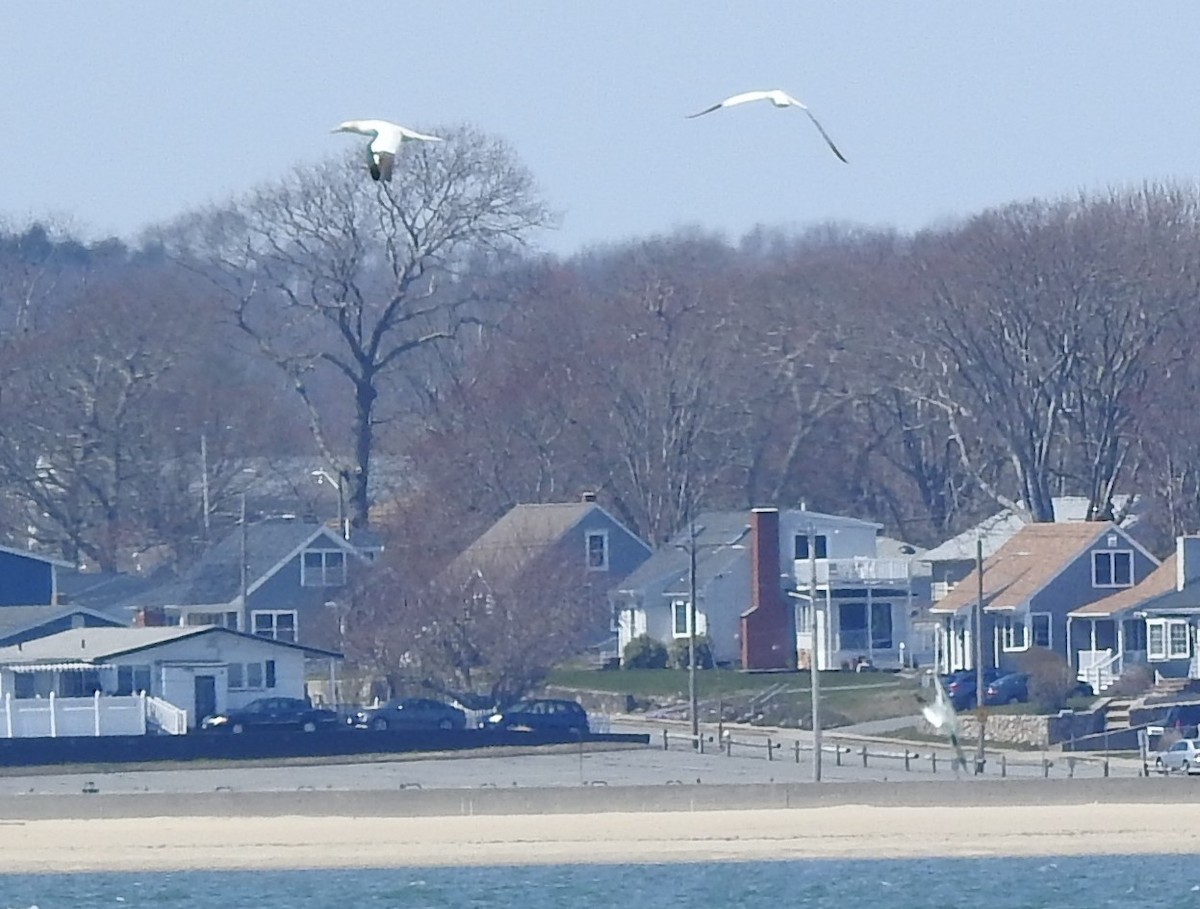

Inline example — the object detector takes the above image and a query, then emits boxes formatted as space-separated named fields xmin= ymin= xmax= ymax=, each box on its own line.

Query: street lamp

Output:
xmin=311 ymin=468 xmax=349 ymax=540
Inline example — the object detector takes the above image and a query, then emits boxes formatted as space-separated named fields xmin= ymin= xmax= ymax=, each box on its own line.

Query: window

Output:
xmin=795 ymin=601 xmax=812 ymax=633
xmin=252 ymin=610 xmax=297 ymax=643
xmin=228 ymin=663 xmax=245 ymax=690
xmin=265 ymin=660 xmax=276 ymax=689
xmin=1001 ymin=616 xmax=1028 ymax=651
xmin=838 ymin=602 xmax=868 ymax=651
xmin=672 ymin=600 xmax=690 ymax=637
xmin=1030 ymin=613 xmax=1052 ymax=649
xmin=794 ymin=534 xmax=828 ymax=560
xmin=585 ymin=530 xmax=609 ymax=571
xmin=301 ymin=549 xmax=346 ymax=587
xmin=116 ymin=665 xmax=152 ymax=695
xmin=1093 ymin=551 xmax=1133 ymax=588
xmin=870 ymin=602 xmax=893 ymax=649
xmin=1148 ymin=619 xmax=1191 ymax=660
xmin=246 ymin=662 xmax=264 ymax=689
xmin=185 ymin=612 xmax=239 ymax=629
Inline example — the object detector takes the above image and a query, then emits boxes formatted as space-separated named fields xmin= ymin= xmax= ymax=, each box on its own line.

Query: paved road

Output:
xmin=0 ymin=721 xmax=1144 ymax=796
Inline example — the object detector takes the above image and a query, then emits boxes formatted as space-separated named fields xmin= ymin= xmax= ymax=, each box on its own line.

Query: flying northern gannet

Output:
xmin=686 ymin=89 xmax=848 ymax=163
xmin=916 ymin=673 xmax=969 ymax=772
xmin=331 ymin=119 xmax=444 ymax=182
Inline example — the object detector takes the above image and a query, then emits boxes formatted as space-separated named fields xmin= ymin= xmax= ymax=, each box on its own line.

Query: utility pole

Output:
xmin=809 ymin=527 xmax=822 ymax=783
xmin=239 ymin=492 xmax=249 ymax=634
xmin=200 ymin=432 xmax=210 ymax=539
xmin=974 ymin=535 xmax=987 ymax=774
xmin=688 ymin=517 xmax=699 ymax=746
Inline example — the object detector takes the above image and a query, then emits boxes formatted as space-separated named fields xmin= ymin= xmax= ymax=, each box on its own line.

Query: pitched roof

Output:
xmin=0 ymin=605 xmax=124 ymax=639
xmin=445 ymin=501 xmax=646 ymax=586
xmin=0 ymin=543 xmax=72 ymax=568
xmin=930 ymin=523 xmax=1122 ymax=616
xmin=1070 ymin=554 xmax=1178 ymax=617
xmin=618 ymin=511 xmax=753 ymax=595
xmin=56 ymin=569 xmax=163 ymax=619
xmin=922 ymin=495 xmax=1142 ymax=563
xmin=125 ymin=519 xmax=362 ymax=609
xmin=0 ymin=625 xmax=340 ymax=665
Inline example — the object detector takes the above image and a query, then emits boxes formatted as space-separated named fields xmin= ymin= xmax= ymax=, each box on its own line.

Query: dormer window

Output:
xmin=586 ymin=530 xmax=609 ymax=571
xmin=302 ymin=549 xmax=346 ymax=587
xmin=1093 ymin=550 xmax=1132 ymax=588
xmin=794 ymin=534 xmax=828 ymax=560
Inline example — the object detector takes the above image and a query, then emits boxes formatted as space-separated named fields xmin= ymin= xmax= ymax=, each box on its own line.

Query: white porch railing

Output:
xmin=1077 ymin=649 xmax=1121 ymax=693
xmin=793 ymin=558 xmax=912 ymax=585
xmin=0 ymin=692 xmax=147 ymax=738
xmin=146 ymin=695 xmax=189 ymax=735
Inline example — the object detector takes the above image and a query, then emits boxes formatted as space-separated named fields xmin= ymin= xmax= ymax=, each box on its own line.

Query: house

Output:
xmin=923 ymin=495 xmax=1145 ymax=603
xmin=929 ymin=522 xmax=1159 ymax=676
xmin=1070 ymin=536 xmax=1200 ymax=691
xmin=120 ymin=517 xmax=376 ymax=648
xmin=0 ymin=625 xmax=340 ymax=737
xmin=614 ymin=507 xmax=918 ymax=671
xmin=444 ymin=495 xmax=652 ymax=641
xmin=0 ymin=543 xmax=72 ymax=607
xmin=0 ymin=605 xmax=126 ymax=648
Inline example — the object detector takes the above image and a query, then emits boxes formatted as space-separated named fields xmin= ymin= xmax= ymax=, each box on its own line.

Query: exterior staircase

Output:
xmin=1150 ymin=677 xmax=1195 ymax=699
xmin=1103 ymin=697 xmax=1134 ymax=732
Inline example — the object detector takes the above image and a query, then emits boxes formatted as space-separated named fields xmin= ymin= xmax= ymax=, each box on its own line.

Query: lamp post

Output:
xmin=311 ymin=468 xmax=349 ymax=540
xmin=974 ymin=535 xmax=987 ymax=774
xmin=688 ymin=519 xmax=699 ymax=744
xmin=200 ymin=432 xmax=210 ymax=539
xmin=239 ymin=492 xmax=249 ymax=634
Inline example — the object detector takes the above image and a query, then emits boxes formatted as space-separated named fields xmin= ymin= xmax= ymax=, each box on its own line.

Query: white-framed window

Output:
xmin=252 ymin=610 xmax=297 ymax=643
xmin=301 ymin=549 xmax=346 ymax=587
xmin=228 ymin=660 xmax=277 ymax=691
xmin=585 ymin=530 xmax=609 ymax=571
xmin=794 ymin=534 xmax=828 ymax=560
xmin=116 ymin=664 xmax=152 ymax=695
xmin=1001 ymin=615 xmax=1028 ymax=651
xmin=1093 ymin=550 xmax=1133 ymax=588
xmin=1147 ymin=618 xmax=1191 ymax=660
xmin=670 ymin=599 xmax=706 ymax=638
xmin=795 ymin=601 xmax=812 ymax=633
xmin=1030 ymin=613 xmax=1052 ymax=649
xmin=184 ymin=611 xmax=239 ymax=629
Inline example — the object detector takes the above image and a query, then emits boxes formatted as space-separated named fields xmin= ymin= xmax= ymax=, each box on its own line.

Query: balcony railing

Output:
xmin=792 ymin=558 xmax=912 ymax=586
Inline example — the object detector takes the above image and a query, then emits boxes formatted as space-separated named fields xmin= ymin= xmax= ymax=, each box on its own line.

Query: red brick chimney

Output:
xmin=740 ymin=508 xmax=796 ymax=670
xmin=133 ymin=607 xmax=167 ymax=627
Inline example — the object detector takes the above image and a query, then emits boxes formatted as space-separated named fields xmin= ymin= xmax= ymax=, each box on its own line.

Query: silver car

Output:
xmin=1155 ymin=738 xmax=1200 ymax=774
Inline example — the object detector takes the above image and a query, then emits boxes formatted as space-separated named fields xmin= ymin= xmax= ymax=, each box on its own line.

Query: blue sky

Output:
xmin=4 ymin=3 xmax=1200 ymax=255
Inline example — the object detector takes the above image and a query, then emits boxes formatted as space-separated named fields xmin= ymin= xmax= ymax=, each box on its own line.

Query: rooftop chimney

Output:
xmin=740 ymin=508 xmax=796 ymax=671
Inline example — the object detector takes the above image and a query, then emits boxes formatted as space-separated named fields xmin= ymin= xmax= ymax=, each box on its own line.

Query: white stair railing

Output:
xmin=145 ymin=695 xmax=188 ymax=735
xmin=1078 ymin=649 xmax=1121 ymax=693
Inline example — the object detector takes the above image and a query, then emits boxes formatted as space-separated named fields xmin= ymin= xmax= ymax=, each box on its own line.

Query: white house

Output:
xmin=613 ymin=506 xmax=919 ymax=671
xmin=0 ymin=626 xmax=340 ymax=737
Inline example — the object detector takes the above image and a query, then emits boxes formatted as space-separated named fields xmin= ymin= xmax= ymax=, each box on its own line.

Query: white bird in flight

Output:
xmin=331 ymin=119 xmax=444 ymax=183
xmin=917 ymin=673 xmax=969 ymax=772
xmin=686 ymin=90 xmax=848 ymax=163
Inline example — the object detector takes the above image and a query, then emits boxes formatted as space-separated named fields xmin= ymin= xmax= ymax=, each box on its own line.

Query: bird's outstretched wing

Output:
xmin=918 ymin=675 xmax=968 ymax=772
xmin=686 ymin=90 xmax=772 ymax=119
xmin=802 ymin=109 xmax=848 ymax=163
xmin=396 ymin=125 xmax=444 ymax=142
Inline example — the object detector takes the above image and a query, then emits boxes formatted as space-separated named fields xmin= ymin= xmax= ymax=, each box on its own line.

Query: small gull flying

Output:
xmin=916 ymin=673 xmax=969 ymax=772
xmin=331 ymin=119 xmax=444 ymax=182
xmin=686 ymin=89 xmax=847 ymax=163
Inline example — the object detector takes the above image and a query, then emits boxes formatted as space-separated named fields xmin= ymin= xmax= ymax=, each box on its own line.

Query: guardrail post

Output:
xmin=794 ymin=740 xmax=801 ymax=764
xmin=1067 ymin=756 xmax=1075 ymax=779
xmin=698 ymin=732 xmax=704 ymax=755
xmin=835 ymin=742 xmax=842 ymax=767
xmin=725 ymin=732 xmax=732 ymax=757
xmin=930 ymin=751 xmax=937 ymax=773
xmin=1103 ymin=757 xmax=1109 ymax=778
xmin=764 ymin=737 xmax=771 ymax=761
xmin=662 ymin=729 xmax=669 ymax=751
xmin=1042 ymin=758 xmax=1051 ymax=778
xmin=860 ymin=745 xmax=868 ymax=768
xmin=904 ymin=749 xmax=911 ymax=771
xmin=1001 ymin=753 xmax=1006 ymax=778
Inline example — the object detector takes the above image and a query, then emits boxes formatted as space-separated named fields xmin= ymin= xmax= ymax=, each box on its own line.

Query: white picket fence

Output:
xmin=0 ymin=691 xmax=147 ymax=737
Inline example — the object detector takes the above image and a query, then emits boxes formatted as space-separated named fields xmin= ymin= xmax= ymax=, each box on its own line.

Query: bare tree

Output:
xmin=161 ymin=126 xmax=550 ymax=529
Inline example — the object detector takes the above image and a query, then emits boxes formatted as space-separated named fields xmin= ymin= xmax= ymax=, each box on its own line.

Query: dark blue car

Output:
xmin=942 ymin=669 xmax=1002 ymax=710
xmin=483 ymin=698 xmax=589 ymax=735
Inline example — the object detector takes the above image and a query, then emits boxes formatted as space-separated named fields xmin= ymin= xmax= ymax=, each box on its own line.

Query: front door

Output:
xmin=194 ymin=675 xmax=217 ymax=725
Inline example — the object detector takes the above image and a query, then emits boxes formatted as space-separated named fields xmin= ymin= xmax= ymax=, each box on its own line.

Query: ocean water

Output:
xmin=1 ymin=855 xmax=1196 ymax=908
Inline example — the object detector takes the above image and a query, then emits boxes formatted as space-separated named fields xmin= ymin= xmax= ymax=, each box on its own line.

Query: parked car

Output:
xmin=483 ymin=698 xmax=589 ymax=735
xmin=943 ymin=669 xmax=1002 ymax=710
xmin=348 ymin=697 xmax=467 ymax=732
xmin=983 ymin=672 xmax=1095 ymax=707
xmin=200 ymin=697 xmax=339 ymax=734
xmin=1155 ymin=738 xmax=1200 ymax=774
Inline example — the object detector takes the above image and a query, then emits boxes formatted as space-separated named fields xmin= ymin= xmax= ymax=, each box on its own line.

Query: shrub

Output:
xmin=1112 ymin=663 xmax=1153 ymax=698
xmin=1016 ymin=647 xmax=1075 ymax=712
xmin=622 ymin=634 xmax=668 ymax=669
xmin=668 ymin=635 xmax=715 ymax=670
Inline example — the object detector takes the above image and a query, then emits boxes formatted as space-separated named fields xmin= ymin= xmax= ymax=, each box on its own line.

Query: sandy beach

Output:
xmin=2 ymin=799 xmax=1198 ymax=872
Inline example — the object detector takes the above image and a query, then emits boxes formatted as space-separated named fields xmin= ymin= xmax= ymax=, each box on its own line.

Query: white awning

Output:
xmin=7 ymin=663 xmax=115 ymax=673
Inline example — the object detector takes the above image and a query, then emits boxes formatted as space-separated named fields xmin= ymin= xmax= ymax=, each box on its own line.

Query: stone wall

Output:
xmin=918 ymin=709 xmax=1105 ymax=748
